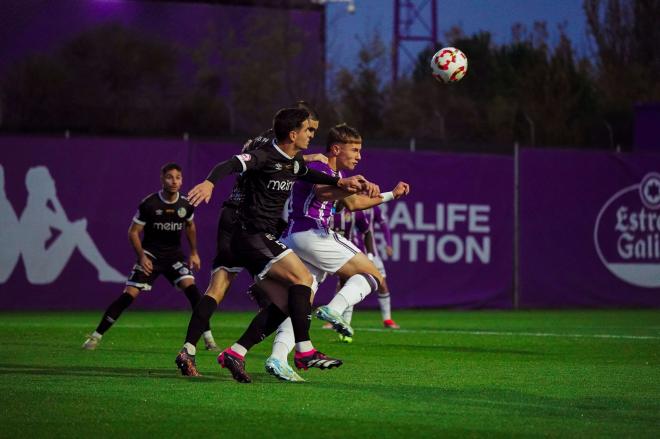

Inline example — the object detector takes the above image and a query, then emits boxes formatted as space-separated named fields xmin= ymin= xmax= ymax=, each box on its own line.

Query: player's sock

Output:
xmin=342 ymin=305 xmax=354 ymax=325
xmin=230 ymin=343 xmax=248 ymax=357
xmin=184 ymin=295 xmax=217 ymax=346
xmin=95 ymin=293 xmax=134 ymax=334
xmin=288 ymin=284 xmax=313 ymax=344
xmin=183 ymin=284 xmax=201 ymax=307
xmin=271 ymin=318 xmax=294 ymax=362
xmin=329 ymin=273 xmax=379 ymax=313
xmin=378 ymin=292 xmax=392 ymax=321
xmin=183 ymin=284 xmax=212 ymax=332
xmin=236 ymin=303 xmax=288 ymax=351
xmin=295 ymin=341 xmax=314 ymax=352
xmin=183 ymin=342 xmax=196 ymax=356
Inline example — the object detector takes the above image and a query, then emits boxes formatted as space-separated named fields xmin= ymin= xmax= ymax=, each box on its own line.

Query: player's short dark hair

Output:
xmin=161 ymin=162 xmax=182 ymax=175
xmin=294 ymin=100 xmax=319 ymax=121
xmin=273 ymin=108 xmax=310 ymax=142
xmin=326 ymin=123 xmax=362 ymax=151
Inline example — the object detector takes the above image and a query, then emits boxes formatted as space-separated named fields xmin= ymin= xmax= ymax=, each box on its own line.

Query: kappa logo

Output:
xmin=155 ymin=209 xmax=163 ymax=216
xmin=273 ymin=163 xmax=283 ymax=171
xmin=594 ymin=172 xmax=660 ymax=288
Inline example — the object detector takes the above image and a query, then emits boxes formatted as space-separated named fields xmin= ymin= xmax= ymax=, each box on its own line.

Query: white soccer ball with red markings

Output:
xmin=430 ymin=47 xmax=468 ymax=83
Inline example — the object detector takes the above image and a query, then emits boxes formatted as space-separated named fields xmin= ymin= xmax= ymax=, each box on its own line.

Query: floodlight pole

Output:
xmin=393 ymin=0 xmax=438 ymax=83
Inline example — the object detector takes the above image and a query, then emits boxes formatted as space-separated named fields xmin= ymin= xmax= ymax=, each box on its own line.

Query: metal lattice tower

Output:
xmin=392 ymin=0 xmax=437 ymax=83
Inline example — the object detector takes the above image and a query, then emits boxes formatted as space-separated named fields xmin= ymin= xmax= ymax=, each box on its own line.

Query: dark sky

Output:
xmin=325 ymin=0 xmax=589 ymax=76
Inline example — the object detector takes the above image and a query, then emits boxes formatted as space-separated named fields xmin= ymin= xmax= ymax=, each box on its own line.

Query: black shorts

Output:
xmin=212 ymin=206 xmax=243 ymax=273
xmin=126 ymin=251 xmax=194 ymax=291
xmin=230 ymin=228 xmax=292 ymax=280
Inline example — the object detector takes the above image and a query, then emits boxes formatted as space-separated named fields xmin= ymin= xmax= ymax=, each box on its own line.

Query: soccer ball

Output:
xmin=430 ymin=47 xmax=468 ymax=83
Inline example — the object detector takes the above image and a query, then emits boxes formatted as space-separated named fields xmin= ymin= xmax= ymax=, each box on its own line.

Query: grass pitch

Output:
xmin=1 ymin=310 xmax=659 ymax=438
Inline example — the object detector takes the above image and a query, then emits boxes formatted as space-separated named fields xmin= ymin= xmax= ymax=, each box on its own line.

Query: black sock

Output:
xmin=184 ymin=295 xmax=217 ymax=345
xmin=183 ymin=284 xmax=201 ymax=308
xmin=288 ymin=284 xmax=312 ymax=343
xmin=95 ymin=293 xmax=134 ymax=335
xmin=182 ymin=285 xmax=211 ymax=332
xmin=236 ymin=303 xmax=288 ymax=351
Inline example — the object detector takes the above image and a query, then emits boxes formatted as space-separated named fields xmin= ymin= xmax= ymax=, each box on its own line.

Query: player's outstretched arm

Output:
xmin=188 ymin=157 xmax=244 ymax=206
xmin=315 ymin=177 xmax=380 ymax=201
xmin=343 ymin=181 xmax=410 ymax=212
xmin=303 ymin=153 xmax=328 ymax=164
xmin=188 ymin=181 xmax=214 ymax=207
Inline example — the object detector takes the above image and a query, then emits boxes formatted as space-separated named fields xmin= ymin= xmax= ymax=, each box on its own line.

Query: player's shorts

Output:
xmin=212 ymin=206 xmax=244 ymax=274
xmin=126 ymin=250 xmax=194 ymax=291
xmin=230 ymin=228 xmax=292 ymax=280
xmin=281 ymin=228 xmax=360 ymax=275
xmin=371 ymin=254 xmax=387 ymax=277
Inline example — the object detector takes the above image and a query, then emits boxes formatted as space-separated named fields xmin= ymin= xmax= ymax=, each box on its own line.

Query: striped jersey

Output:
xmin=284 ymin=160 xmax=342 ymax=236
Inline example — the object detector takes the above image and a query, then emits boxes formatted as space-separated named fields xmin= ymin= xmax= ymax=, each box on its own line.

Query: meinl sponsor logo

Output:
xmin=594 ymin=172 xmax=660 ymax=288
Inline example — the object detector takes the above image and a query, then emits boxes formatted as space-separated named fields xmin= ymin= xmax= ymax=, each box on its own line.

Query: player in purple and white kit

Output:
xmin=367 ymin=204 xmax=400 ymax=328
xmin=329 ymin=206 xmax=399 ymax=341
xmin=259 ymin=124 xmax=410 ymax=381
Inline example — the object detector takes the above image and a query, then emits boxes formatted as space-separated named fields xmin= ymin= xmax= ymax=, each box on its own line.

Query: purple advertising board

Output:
xmin=0 ymin=136 xmax=514 ymax=310
xmin=519 ymin=148 xmax=660 ymax=307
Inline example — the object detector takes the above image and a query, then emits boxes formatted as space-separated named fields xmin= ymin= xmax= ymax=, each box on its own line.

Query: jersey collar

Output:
xmin=158 ymin=190 xmax=180 ymax=204
xmin=272 ymin=139 xmax=294 ymax=160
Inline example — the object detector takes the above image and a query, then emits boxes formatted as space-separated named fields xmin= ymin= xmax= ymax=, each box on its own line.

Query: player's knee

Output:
xmin=288 ymin=270 xmax=313 ymax=288
xmin=205 ymin=284 xmax=226 ymax=302
xmin=123 ymin=286 xmax=141 ymax=298
xmin=358 ymin=272 xmax=381 ymax=294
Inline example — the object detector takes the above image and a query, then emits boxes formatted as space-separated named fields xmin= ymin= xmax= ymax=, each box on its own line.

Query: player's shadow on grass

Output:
xmin=0 ymin=362 xmax=223 ymax=382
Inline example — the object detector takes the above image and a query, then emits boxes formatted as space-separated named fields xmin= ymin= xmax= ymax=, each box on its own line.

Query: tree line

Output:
xmin=1 ymin=0 xmax=657 ymax=152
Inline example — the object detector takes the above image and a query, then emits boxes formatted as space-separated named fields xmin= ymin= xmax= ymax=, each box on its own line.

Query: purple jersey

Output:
xmin=284 ymin=161 xmax=342 ymax=236
xmin=373 ymin=204 xmax=393 ymax=247
xmin=332 ymin=209 xmax=370 ymax=251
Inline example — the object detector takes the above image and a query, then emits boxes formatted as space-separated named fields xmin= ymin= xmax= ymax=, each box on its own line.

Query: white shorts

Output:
xmin=371 ymin=254 xmax=387 ymax=277
xmin=282 ymin=229 xmax=360 ymax=276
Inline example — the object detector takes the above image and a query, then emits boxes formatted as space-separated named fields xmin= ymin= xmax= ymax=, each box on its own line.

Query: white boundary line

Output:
xmin=0 ymin=322 xmax=658 ymax=340
xmin=356 ymin=327 xmax=660 ymax=340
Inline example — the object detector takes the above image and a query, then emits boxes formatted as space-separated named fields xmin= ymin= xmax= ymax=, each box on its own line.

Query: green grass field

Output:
xmin=1 ymin=310 xmax=659 ymax=438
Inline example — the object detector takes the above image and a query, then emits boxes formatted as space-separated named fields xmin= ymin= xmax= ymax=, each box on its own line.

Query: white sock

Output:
xmin=183 ymin=342 xmax=196 ymax=356
xmin=342 ymin=305 xmax=354 ymax=325
xmin=378 ymin=292 xmax=392 ymax=321
xmin=271 ymin=318 xmax=294 ymax=361
xmin=91 ymin=331 xmax=102 ymax=339
xmin=231 ymin=343 xmax=247 ymax=357
xmin=295 ymin=340 xmax=314 ymax=353
xmin=202 ymin=330 xmax=214 ymax=341
xmin=329 ymin=274 xmax=373 ymax=313
xmin=327 ymin=292 xmax=350 ymax=314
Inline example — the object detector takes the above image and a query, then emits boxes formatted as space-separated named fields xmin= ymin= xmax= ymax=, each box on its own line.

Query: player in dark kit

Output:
xmin=174 ymin=104 xmax=327 ymax=377
xmin=181 ymin=108 xmax=373 ymax=382
xmin=82 ymin=163 xmax=217 ymax=350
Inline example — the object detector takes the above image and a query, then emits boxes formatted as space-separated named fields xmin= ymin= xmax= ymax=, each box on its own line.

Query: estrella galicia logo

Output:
xmin=594 ymin=172 xmax=660 ymax=288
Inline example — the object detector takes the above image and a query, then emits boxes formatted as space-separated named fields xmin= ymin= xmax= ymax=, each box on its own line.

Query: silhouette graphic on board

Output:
xmin=0 ymin=165 xmax=125 ymax=284
xmin=0 ymin=164 xmax=21 ymax=283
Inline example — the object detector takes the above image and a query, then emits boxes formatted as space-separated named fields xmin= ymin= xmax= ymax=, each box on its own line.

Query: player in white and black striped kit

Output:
xmin=82 ymin=163 xmax=217 ymax=350
xmin=182 ymin=108 xmax=373 ymax=382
